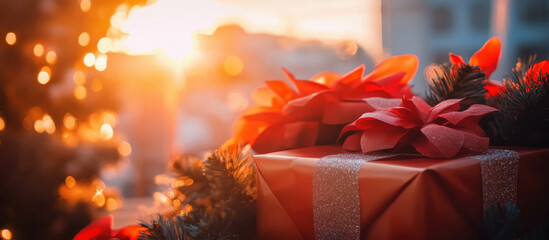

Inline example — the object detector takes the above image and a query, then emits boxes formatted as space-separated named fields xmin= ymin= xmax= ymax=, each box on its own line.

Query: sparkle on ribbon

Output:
xmin=473 ymin=149 xmax=519 ymax=209
xmin=313 ymin=153 xmax=393 ymax=240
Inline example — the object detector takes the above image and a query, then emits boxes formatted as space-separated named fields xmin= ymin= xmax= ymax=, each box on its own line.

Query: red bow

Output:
xmin=73 ymin=216 xmax=145 ymax=240
xmin=449 ymin=37 xmax=504 ymax=98
xmin=342 ymin=97 xmax=498 ymax=158
xmin=229 ymin=55 xmax=419 ymax=153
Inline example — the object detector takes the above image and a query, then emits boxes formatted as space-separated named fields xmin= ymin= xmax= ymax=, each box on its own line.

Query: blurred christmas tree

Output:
xmin=0 ymin=0 xmax=144 ymax=239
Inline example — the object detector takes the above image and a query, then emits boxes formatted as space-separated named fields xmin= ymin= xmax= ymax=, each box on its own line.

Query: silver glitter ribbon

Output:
xmin=313 ymin=153 xmax=392 ymax=240
xmin=472 ymin=149 xmax=520 ymax=209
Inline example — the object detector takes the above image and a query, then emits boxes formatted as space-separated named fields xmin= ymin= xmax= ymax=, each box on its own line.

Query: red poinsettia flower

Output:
xmin=525 ymin=60 xmax=549 ymax=84
xmin=229 ymin=55 xmax=419 ymax=153
xmin=73 ymin=216 xmax=145 ymax=240
xmin=449 ymin=37 xmax=504 ymax=97
xmin=341 ymin=97 xmax=498 ymax=158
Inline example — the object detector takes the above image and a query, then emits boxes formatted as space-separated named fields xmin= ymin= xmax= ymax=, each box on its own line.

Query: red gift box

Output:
xmin=255 ymin=146 xmax=549 ymax=240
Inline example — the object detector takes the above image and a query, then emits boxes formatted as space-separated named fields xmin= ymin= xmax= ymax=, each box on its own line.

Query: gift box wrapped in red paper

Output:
xmin=255 ymin=145 xmax=549 ymax=240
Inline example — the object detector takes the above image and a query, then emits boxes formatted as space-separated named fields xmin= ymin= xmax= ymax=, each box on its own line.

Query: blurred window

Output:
xmin=519 ymin=0 xmax=549 ymax=24
xmin=470 ymin=1 xmax=491 ymax=32
xmin=431 ymin=5 xmax=453 ymax=33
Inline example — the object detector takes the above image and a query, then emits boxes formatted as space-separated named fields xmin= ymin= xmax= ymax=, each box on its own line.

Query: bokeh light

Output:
xmin=94 ymin=54 xmax=107 ymax=71
xmin=78 ymin=32 xmax=90 ymax=46
xmin=5 ymin=32 xmax=16 ymax=45
xmin=73 ymin=70 xmax=86 ymax=85
xmin=118 ymin=141 xmax=132 ymax=157
xmin=74 ymin=86 xmax=87 ymax=100
xmin=45 ymin=50 xmax=57 ymax=64
xmin=223 ymin=55 xmax=244 ymax=76
xmin=83 ymin=53 xmax=95 ymax=67
xmin=97 ymin=38 xmax=112 ymax=53
xmin=100 ymin=123 xmax=114 ymax=140
xmin=0 ymin=117 xmax=5 ymax=131
xmin=80 ymin=0 xmax=91 ymax=12
xmin=33 ymin=44 xmax=44 ymax=57
xmin=37 ymin=66 xmax=52 ymax=85
xmin=65 ymin=176 xmax=76 ymax=188
xmin=63 ymin=113 xmax=77 ymax=130
xmin=1 ymin=229 xmax=12 ymax=240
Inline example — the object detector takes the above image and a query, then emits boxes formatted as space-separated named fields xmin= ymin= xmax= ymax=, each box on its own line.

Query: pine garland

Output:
xmin=425 ymin=63 xmax=487 ymax=107
xmin=486 ymin=59 xmax=549 ymax=146
xmin=138 ymin=145 xmax=257 ymax=240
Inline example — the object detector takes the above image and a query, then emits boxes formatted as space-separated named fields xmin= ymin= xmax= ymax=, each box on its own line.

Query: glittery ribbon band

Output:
xmin=473 ymin=149 xmax=520 ymax=209
xmin=313 ymin=153 xmax=393 ymax=240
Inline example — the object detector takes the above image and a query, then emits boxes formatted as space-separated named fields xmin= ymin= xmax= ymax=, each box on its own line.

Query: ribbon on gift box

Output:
xmin=312 ymin=149 xmax=519 ymax=240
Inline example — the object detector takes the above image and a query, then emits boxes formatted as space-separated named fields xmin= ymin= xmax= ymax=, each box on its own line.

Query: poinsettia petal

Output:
xmin=526 ymin=60 xmax=549 ymax=83
xmin=291 ymin=79 xmax=329 ymax=95
xmin=252 ymin=86 xmax=279 ymax=107
xmin=419 ymin=124 xmax=465 ymax=158
xmin=401 ymin=96 xmax=431 ymax=123
xmin=360 ymin=124 xmax=408 ymax=153
xmin=436 ymin=104 xmax=498 ymax=126
xmin=311 ymin=72 xmax=342 ymax=87
xmin=469 ymin=37 xmax=501 ymax=79
xmin=449 ymin=53 xmax=466 ymax=65
xmin=461 ymin=129 xmax=490 ymax=153
xmin=427 ymin=98 xmax=463 ymax=123
xmin=342 ymin=132 xmax=362 ymax=151
xmin=349 ymin=72 xmax=407 ymax=99
xmin=73 ymin=216 xmax=112 ymax=240
xmin=283 ymin=91 xmax=338 ymax=121
xmin=363 ymin=97 xmax=402 ymax=110
xmin=364 ymin=54 xmax=419 ymax=84
xmin=112 ymin=225 xmax=146 ymax=240
xmin=252 ymin=122 xmax=319 ymax=153
xmin=322 ymin=101 xmax=375 ymax=125
xmin=355 ymin=111 xmax=417 ymax=129
xmin=412 ymin=134 xmax=444 ymax=158
xmin=265 ymin=80 xmax=297 ymax=101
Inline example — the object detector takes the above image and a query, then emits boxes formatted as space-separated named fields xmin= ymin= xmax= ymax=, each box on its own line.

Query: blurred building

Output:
xmin=382 ymin=0 xmax=549 ymax=93
xmin=176 ymin=25 xmax=375 ymax=156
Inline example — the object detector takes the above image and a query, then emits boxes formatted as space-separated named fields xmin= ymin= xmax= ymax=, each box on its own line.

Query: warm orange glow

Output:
xmin=106 ymin=198 xmax=119 ymax=211
xmin=42 ymin=114 xmax=55 ymax=134
xmin=0 ymin=117 xmax=5 ymax=131
xmin=224 ymin=55 xmax=244 ymax=76
xmin=1 ymin=229 xmax=12 ymax=240
xmin=73 ymin=70 xmax=86 ymax=85
xmin=83 ymin=52 xmax=95 ymax=67
xmin=33 ymin=44 xmax=45 ymax=57
xmin=91 ymin=78 xmax=103 ymax=92
xmin=34 ymin=120 xmax=45 ymax=133
xmin=106 ymin=1 xmax=225 ymax=59
xmin=63 ymin=113 xmax=77 ymax=130
xmin=227 ymin=92 xmax=249 ymax=112
xmin=74 ymin=86 xmax=87 ymax=100
xmin=80 ymin=0 xmax=91 ymax=12
xmin=46 ymin=50 xmax=57 ymax=65
xmin=153 ymin=192 xmax=169 ymax=203
xmin=339 ymin=40 xmax=358 ymax=57
xmin=78 ymin=32 xmax=90 ymax=46
xmin=37 ymin=66 xmax=51 ymax=84
xmin=97 ymin=38 xmax=112 ymax=53
xmin=65 ymin=176 xmax=76 ymax=188
xmin=100 ymin=123 xmax=113 ymax=140
xmin=92 ymin=189 xmax=105 ymax=207
xmin=102 ymin=112 xmax=117 ymax=126
xmin=94 ymin=54 xmax=107 ymax=71
xmin=118 ymin=141 xmax=132 ymax=157
xmin=5 ymin=32 xmax=16 ymax=45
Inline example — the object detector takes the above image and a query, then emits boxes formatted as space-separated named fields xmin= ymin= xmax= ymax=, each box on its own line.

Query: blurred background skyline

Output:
xmin=1 ymin=0 xmax=548 ymax=238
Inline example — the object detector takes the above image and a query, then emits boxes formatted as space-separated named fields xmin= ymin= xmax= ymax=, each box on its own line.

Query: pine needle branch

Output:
xmin=425 ymin=63 xmax=487 ymax=107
